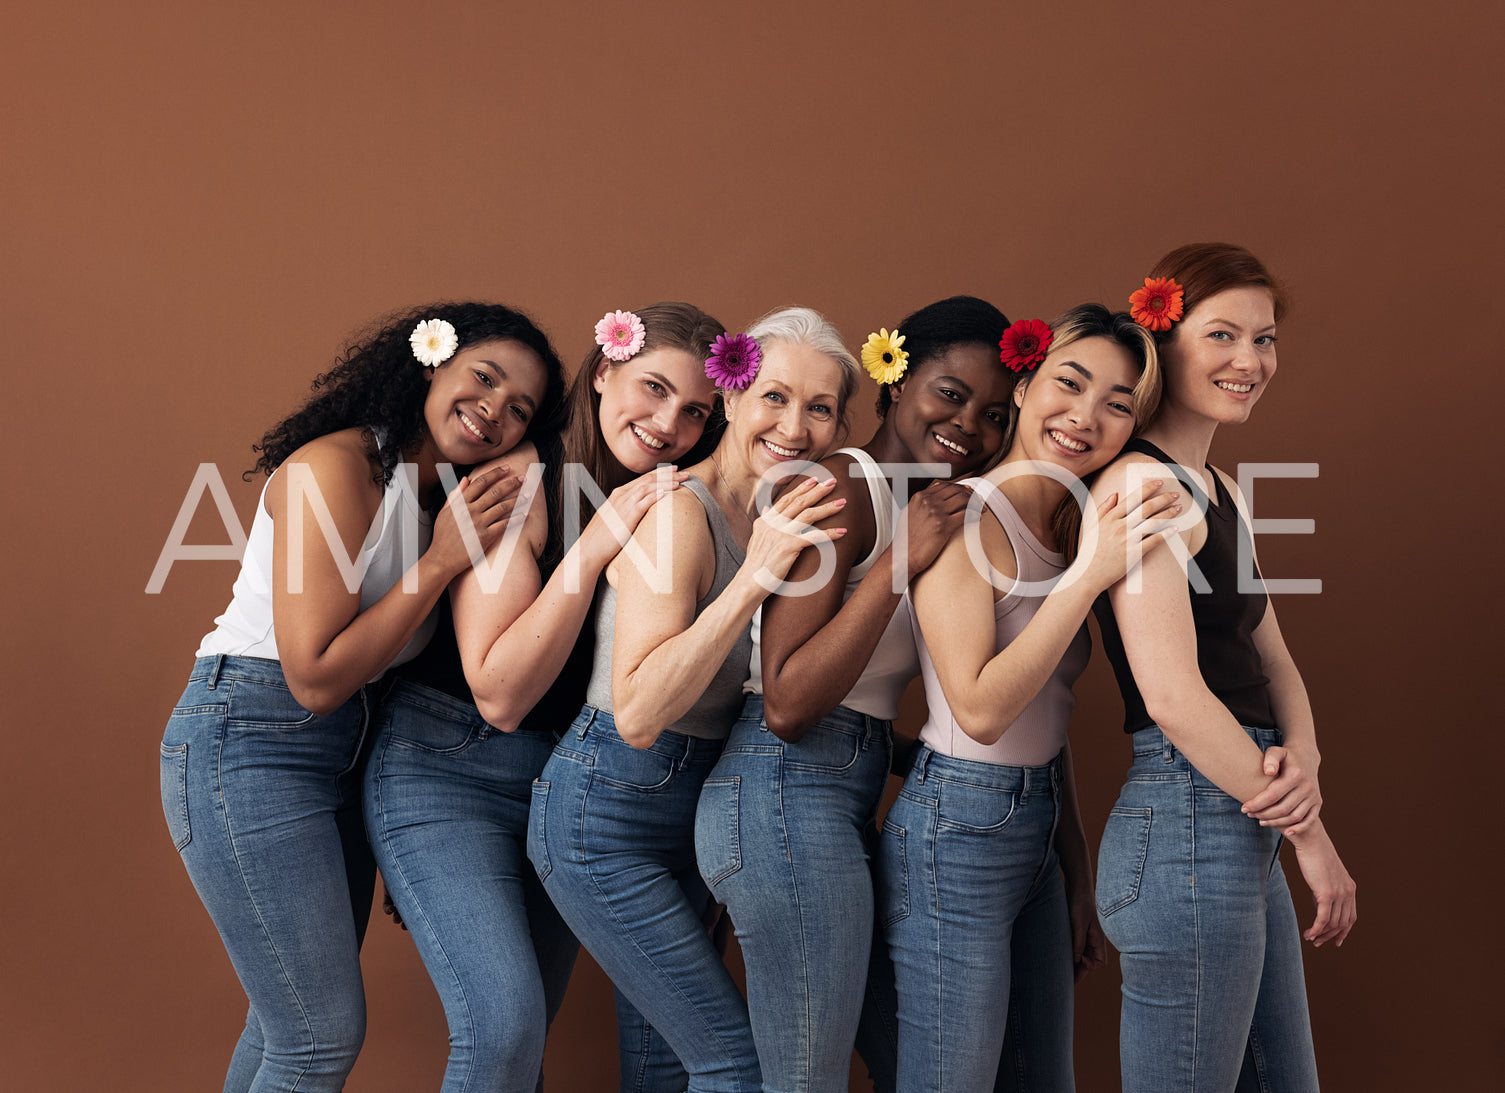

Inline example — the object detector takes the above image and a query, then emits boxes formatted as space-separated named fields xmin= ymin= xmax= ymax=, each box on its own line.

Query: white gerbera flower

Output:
xmin=411 ymin=318 xmax=459 ymax=367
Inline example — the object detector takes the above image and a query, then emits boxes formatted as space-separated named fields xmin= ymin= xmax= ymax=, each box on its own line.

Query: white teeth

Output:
xmin=1049 ymin=429 xmax=1088 ymax=452
xmin=1216 ymin=381 xmax=1253 ymax=393
xmin=459 ymin=411 xmax=489 ymax=442
xmin=762 ymin=439 xmax=799 ymax=458
xmin=934 ymin=433 xmax=967 ymax=456
xmin=631 ymin=424 xmax=666 ymax=449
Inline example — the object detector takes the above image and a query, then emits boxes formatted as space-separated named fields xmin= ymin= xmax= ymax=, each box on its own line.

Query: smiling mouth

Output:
xmin=630 ymin=423 xmax=667 ymax=450
xmin=933 ymin=432 xmax=969 ymax=458
xmin=761 ymin=438 xmax=802 ymax=459
xmin=1049 ymin=429 xmax=1089 ymax=453
xmin=458 ymin=410 xmax=492 ymax=444
xmin=1215 ymin=381 xmax=1254 ymax=393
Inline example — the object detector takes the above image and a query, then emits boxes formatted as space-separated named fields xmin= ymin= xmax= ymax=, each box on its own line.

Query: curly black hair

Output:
xmin=249 ymin=302 xmax=567 ymax=485
xmin=873 ymin=295 xmax=1012 ymax=418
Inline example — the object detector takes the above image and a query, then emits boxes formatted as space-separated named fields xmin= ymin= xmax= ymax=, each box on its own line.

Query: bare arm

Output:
xmin=611 ymin=477 xmax=845 ymax=748
xmin=760 ymin=467 xmax=971 ymax=741
xmin=269 ymin=435 xmax=522 ymax=715
xmin=912 ymin=481 xmax=1177 ymax=745
xmin=456 ymin=468 xmax=685 ymax=731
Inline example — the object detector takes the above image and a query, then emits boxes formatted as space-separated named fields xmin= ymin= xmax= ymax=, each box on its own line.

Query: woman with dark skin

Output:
xmin=162 ymin=303 xmax=556 ymax=1092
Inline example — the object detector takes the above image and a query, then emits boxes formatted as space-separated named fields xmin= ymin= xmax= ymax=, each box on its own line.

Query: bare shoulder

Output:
xmin=471 ymin=438 xmax=540 ymax=480
xmin=1088 ymin=450 xmax=1164 ymax=503
xmin=265 ymin=429 xmax=382 ymax=518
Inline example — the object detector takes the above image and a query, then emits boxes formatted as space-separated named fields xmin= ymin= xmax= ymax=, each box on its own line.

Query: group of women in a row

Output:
xmin=161 ymin=242 xmax=1356 ymax=1093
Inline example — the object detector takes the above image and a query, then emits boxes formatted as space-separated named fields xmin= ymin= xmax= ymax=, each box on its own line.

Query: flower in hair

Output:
xmin=998 ymin=319 xmax=1053 ymax=373
xmin=705 ymin=332 xmax=762 ymax=390
xmin=861 ymin=328 xmax=908 ymax=385
xmin=1129 ymin=277 xmax=1185 ymax=332
xmin=411 ymin=319 xmax=459 ymax=368
xmin=595 ymin=309 xmax=647 ymax=362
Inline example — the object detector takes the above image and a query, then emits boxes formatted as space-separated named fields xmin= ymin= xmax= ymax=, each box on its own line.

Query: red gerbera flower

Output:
xmin=1129 ymin=277 xmax=1185 ymax=332
xmin=998 ymin=319 xmax=1053 ymax=373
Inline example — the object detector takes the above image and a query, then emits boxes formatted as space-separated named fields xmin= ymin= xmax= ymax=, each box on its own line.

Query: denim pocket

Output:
xmin=1097 ymin=806 xmax=1152 ymax=917
xmin=877 ymin=822 xmax=909 ymax=928
xmin=782 ymin=724 xmax=862 ymax=774
xmin=528 ymin=780 xmax=552 ymax=881
xmin=591 ymin=738 xmax=678 ymax=792
xmin=388 ymin=701 xmax=483 ymax=754
xmin=159 ymin=743 xmax=191 ymax=851
xmin=934 ymin=780 xmax=1018 ymax=834
xmin=224 ymin=678 xmax=319 ymax=730
xmin=696 ymin=777 xmax=742 ymax=886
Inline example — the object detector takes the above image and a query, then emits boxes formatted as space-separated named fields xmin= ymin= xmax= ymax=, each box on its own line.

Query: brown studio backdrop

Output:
xmin=3 ymin=1 xmax=1502 ymax=1089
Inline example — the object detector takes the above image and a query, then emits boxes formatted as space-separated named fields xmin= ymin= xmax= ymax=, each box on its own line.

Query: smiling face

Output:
xmin=1009 ymin=335 xmax=1140 ymax=477
xmin=423 ymin=337 xmax=549 ymax=462
xmin=722 ymin=340 xmax=845 ymax=478
xmin=1160 ymin=286 xmax=1278 ymax=427
xmin=593 ymin=346 xmax=717 ymax=473
xmin=888 ymin=343 xmax=1013 ymax=474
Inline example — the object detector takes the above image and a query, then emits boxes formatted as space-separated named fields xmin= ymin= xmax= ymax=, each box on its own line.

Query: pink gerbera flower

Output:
xmin=705 ymin=333 xmax=762 ymax=390
xmin=595 ymin=310 xmax=647 ymax=361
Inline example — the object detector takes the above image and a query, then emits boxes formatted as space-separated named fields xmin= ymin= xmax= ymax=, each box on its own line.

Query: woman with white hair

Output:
xmin=528 ymin=308 xmax=862 ymax=1093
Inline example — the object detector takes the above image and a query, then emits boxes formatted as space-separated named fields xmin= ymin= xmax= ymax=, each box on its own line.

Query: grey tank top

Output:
xmin=585 ymin=474 xmax=752 ymax=740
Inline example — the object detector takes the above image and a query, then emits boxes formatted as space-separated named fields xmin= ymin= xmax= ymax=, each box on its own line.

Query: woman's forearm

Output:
xmin=464 ymin=538 xmax=608 ymax=731
xmin=282 ymin=552 xmax=456 ymax=715
xmin=612 ymin=570 xmax=765 ymax=747
xmin=947 ymin=580 xmax=1100 ymax=745
xmin=762 ymin=547 xmax=905 ymax=741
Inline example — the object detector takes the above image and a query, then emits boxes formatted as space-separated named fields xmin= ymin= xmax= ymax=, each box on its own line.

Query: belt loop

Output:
xmin=576 ymin=707 xmax=594 ymax=739
xmin=1161 ymin=733 xmax=1174 ymax=763
xmin=207 ymin=654 xmax=226 ymax=690
xmin=914 ymin=747 xmax=930 ymax=784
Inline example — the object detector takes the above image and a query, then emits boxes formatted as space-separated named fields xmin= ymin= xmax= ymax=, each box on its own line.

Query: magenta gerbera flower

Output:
xmin=705 ymin=332 xmax=762 ymax=390
xmin=595 ymin=309 xmax=647 ymax=362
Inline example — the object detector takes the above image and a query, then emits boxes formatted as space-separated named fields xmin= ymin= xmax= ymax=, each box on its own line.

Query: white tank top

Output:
xmin=912 ymin=480 xmax=1090 ymax=766
xmin=745 ymin=448 xmax=919 ymax=721
xmin=197 ymin=452 xmax=437 ymax=676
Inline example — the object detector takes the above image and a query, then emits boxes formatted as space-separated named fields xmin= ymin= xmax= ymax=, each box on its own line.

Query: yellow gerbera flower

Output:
xmin=861 ymin=328 xmax=908 ymax=384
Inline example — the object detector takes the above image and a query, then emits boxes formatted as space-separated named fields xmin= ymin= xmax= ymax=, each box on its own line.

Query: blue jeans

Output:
xmin=362 ymin=679 xmax=580 ymax=1093
xmin=529 ymin=706 xmax=761 ymax=1093
xmin=160 ymin=655 xmax=376 ymax=1093
xmin=1097 ymin=726 xmax=1318 ymax=1093
xmin=695 ymin=695 xmax=891 ymax=1093
xmin=876 ymin=746 xmax=1075 ymax=1093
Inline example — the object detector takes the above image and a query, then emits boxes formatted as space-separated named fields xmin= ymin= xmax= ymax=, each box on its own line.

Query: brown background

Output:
xmin=4 ymin=1 xmax=1501 ymax=1089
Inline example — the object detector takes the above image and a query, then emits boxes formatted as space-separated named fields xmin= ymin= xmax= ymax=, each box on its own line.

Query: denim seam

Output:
xmin=578 ymin=777 xmax=749 ymax=1079
xmin=1190 ymin=779 xmax=1203 ymax=1091
xmin=368 ymin=733 xmax=480 ymax=1093
xmin=775 ymin=753 xmax=818 ymax=1084
xmin=215 ymin=720 xmax=319 ymax=1089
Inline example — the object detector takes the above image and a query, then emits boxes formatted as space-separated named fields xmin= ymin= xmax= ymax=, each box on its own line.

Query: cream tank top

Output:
xmin=911 ymin=479 xmax=1090 ymax=766
xmin=745 ymin=448 xmax=919 ymax=722
xmin=197 ymin=451 xmax=437 ymax=675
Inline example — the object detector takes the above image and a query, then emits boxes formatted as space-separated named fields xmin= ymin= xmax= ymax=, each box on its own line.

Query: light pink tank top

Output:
xmin=911 ymin=479 xmax=1091 ymax=766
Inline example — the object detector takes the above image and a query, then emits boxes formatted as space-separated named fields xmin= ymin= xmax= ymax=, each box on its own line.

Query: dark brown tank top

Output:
xmin=1093 ymin=439 xmax=1277 ymax=734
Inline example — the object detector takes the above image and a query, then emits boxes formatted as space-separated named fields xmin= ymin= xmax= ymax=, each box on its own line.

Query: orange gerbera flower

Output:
xmin=1129 ymin=277 xmax=1185 ymax=332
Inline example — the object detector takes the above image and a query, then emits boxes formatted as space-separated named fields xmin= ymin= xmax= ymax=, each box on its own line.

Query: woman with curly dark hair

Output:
xmin=159 ymin=302 xmax=565 ymax=1093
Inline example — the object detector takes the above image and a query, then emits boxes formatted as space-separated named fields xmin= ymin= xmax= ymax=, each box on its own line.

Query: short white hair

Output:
xmin=744 ymin=306 xmax=860 ymax=421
